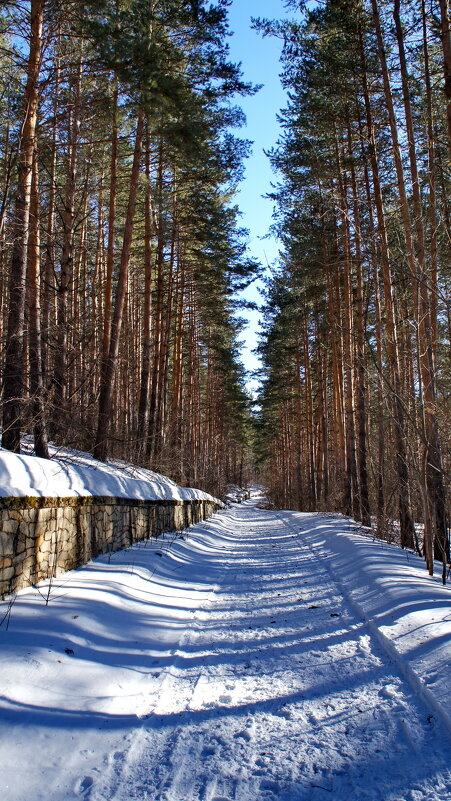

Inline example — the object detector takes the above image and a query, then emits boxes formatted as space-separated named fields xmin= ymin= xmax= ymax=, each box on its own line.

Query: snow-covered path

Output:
xmin=1 ymin=500 xmax=450 ymax=801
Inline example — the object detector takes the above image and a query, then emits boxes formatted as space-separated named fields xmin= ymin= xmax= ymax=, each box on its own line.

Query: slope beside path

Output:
xmin=0 ymin=499 xmax=450 ymax=801
xmin=0 ymin=444 xmax=219 ymax=502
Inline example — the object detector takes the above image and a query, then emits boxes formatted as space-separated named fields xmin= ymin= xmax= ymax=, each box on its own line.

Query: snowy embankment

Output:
xmin=287 ymin=512 xmax=451 ymax=737
xmin=0 ymin=443 xmax=218 ymax=503
xmin=0 ymin=500 xmax=450 ymax=801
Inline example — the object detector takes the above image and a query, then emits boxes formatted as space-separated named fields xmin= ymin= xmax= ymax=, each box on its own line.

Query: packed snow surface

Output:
xmin=0 ymin=444 xmax=217 ymax=502
xmin=0 ymin=498 xmax=450 ymax=801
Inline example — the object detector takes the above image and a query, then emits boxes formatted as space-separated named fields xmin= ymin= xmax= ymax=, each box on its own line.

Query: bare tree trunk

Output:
xmin=2 ymin=0 xmax=44 ymax=452
xmin=303 ymin=317 xmax=317 ymax=510
xmin=439 ymin=0 xmax=451 ymax=158
xmin=365 ymin=9 xmax=416 ymax=548
xmin=0 ymin=119 xmax=14 ymax=240
xmin=327 ymin=260 xmax=345 ymax=510
xmin=27 ymin=152 xmax=49 ymax=457
xmin=52 ymin=55 xmax=82 ymax=432
xmin=169 ymin=252 xmax=186 ymax=477
xmin=295 ymin=342 xmax=305 ymax=509
xmin=363 ymin=154 xmax=385 ymax=536
xmin=347 ymin=121 xmax=371 ymax=526
xmin=147 ymin=142 xmax=164 ymax=463
xmin=94 ymin=107 xmax=145 ymax=461
xmin=154 ymin=208 xmax=176 ymax=463
xmin=335 ymin=141 xmax=360 ymax=521
xmin=137 ymin=129 xmax=154 ymax=448
xmin=393 ymin=0 xmax=449 ymax=567
xmin=41 ymin=30 xmax=59 ymax=386
xmin=422 ymin=0 xmax=439 ymax=359
xmin=101 ymin=78 xmax=118 ymax=364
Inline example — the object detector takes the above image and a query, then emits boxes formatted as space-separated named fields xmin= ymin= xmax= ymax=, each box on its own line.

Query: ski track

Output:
xmin=87 ymin=501 xmax=451 ymax=801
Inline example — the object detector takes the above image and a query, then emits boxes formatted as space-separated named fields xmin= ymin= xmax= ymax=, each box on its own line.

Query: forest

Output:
xmin=255 ymin=0 xmax=450 ymax=576
xmin=0 ymin=0 xmax=258 ymax=499
xmin=0 ymin=0 xmax=450 ymax=575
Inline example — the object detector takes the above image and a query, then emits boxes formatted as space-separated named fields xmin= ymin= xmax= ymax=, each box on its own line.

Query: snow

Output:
xmin=0 ymin=444 xmax=219 ymax=503
xmin=0 ymin=499 xmax=450 ymax=801
xmin=224 ymin=489 xmax=248 ymax=504
xmin=296 ymin=513 xmax=451 ymax=738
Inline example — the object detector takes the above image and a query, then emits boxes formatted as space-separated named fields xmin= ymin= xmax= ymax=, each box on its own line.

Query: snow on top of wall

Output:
xmin=0 ymin=441 xmax=219 ymax=504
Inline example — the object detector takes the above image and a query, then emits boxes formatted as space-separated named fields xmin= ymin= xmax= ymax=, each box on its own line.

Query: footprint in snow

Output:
xmin=24 ymin=656 xmax=40 ymax=669
xmin=380 ymin=683 xmax=403 ymax=702
xmin=77 ymin=776 xmax=93 ymax=797
xmin=259 ymin=778 xmax=280 ymax=792
xmin=234 ymin=728 xmax=252 ymax=741
xmin=277 ymin=706 xmax=292 ymax=719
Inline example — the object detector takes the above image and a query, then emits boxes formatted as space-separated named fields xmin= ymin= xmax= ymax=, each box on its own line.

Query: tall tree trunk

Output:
xmin=41 ymin=30 xmax=60 ymax=386
xmin=422 ymin=0 xmax=439 ymax=360
xmin=154 ymin=208 xmax=176 ymax=462
xmin=102 ymin=78 xmax=118 ymax=364
xmin=295 ymin=342 xmax=305 ymax=509
xmin=0 ymin=119 xmax=14 ymax=240
xmin=52 ymin=55 xmax=82 ymax=432
xmin=335 ymin=143 xmax=360 ymax=521
xmin=393 ymin=0 xmax=449 ymax=568
xmin=147 ymin=141 xmax=165 ymax=463
xmin=303 ymin=317 xmax=317 ymax=510
xmin=347 ymin=120 xmax=371 ymax=526
xmin=94 ymin=107 xmax=145 ymax=461
xmin=27 ymin=152 xmax=49 ymax=458
xmin=169 ymin=252 xmax=186 ymax=477
xmin=137 ymin=129 xmax=154 ymax=448
xmin=362 ymin=149 xmax=385 ymax=537
xmin=439 ymin=0 xmax=451 ymax=158
xmin=2 ymin=0 xmax=44 ymax=452
xmin=365 ymin=9 xmax=416 ymax=549
xmin=326 ymin=257 xmax=345 ymax=509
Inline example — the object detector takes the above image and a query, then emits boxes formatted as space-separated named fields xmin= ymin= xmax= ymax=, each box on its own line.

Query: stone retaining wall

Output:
xmin=0 ymin=496 xmax=219 ymax=600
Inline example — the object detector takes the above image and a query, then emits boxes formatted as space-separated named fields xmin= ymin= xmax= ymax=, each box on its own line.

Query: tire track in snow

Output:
xmin=280 ymin=510 xmax=451 ymax=741
xmin=91 ymin=520 xmax=239 ymax=801
xmin=94 ymin=501 xmax=451 ymax=801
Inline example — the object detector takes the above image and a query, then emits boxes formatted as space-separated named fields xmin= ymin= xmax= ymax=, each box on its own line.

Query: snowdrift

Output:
xmin=293 ymin=512 xmax=451 ymax=738
xmin=0 ymin=444 xmax=220 ymax=504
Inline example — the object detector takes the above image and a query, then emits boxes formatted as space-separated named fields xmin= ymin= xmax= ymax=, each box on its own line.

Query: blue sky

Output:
xmin=227 ymin=0 xmax=300 ymax=392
